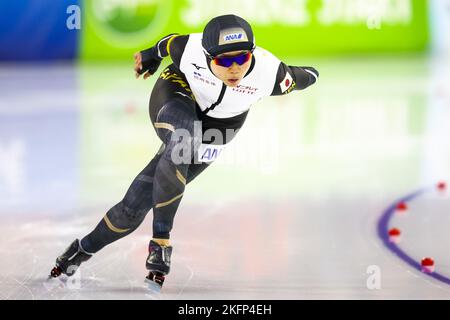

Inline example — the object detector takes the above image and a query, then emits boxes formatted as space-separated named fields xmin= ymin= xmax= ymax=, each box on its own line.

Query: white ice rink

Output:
xmin=0 ymin=55 xmax=449 ymax=299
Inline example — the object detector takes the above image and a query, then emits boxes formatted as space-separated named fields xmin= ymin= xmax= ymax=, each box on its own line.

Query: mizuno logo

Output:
xmin=192 ymin=63 xmax=206 ymax=70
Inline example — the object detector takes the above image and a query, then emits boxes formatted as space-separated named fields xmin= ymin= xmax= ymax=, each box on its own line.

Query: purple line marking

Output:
xmin=377 ymin=186 xmax=450 ymax=285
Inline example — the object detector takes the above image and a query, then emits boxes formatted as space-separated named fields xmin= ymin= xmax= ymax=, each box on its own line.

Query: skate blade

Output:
xmin=145 ymin=278 xmax=162 ymax=293
xmin=49 ymin=266 xmax=63 ymax=278
xmin=43 ymin=274 xmax=69 ymax=292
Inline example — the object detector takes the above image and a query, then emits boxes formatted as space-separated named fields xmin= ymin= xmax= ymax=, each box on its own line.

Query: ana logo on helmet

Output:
xmin=224 ymin=33 xmax=244 ymax=42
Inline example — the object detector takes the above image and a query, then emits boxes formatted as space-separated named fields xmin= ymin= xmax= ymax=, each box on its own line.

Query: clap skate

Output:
xmin=49 ymin=239 xmax=92 ymax=278
xmin=144 ymin=240 xmax=172 ymax=291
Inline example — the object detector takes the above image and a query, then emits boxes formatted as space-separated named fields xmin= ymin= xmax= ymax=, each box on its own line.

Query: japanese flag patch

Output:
xmin=279 ymin=72 xmax=294 ymax=93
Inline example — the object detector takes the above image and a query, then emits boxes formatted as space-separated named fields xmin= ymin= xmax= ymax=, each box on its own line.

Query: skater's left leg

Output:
xmin=145 ymin=160 xmax=212 ymax=288
xmin=186 ymin=161 xmax=210 ymax=184
xmin=149 ymin=96 xmax=213 ymax=243
xmin=145 ymin=98 xmax=209 ymax=285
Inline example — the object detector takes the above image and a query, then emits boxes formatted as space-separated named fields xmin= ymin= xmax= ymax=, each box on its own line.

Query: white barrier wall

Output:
xmin=430 ymin=0 xmax=450 ymax=55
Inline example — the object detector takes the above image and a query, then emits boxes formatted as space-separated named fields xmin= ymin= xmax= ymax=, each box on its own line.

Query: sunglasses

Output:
xmin=212 ymin=52 xmax=252 ymax=68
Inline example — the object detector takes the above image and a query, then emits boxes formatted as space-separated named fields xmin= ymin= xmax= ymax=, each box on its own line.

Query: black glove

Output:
xmin=300 ymin=66 xmax=319 ymax=78
xmin=138 ymin=46 xmax=162 ymax=75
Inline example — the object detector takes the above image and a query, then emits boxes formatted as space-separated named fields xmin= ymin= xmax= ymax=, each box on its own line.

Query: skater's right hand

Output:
xmin=134 ymin=52 xmax=152 ymax=79
xmin=134 ymin=49 xmax=162 ymax=80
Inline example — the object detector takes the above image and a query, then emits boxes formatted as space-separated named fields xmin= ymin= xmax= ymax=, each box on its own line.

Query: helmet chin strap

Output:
xmin=203 ymin=52 xmax=216 ymax=76
xmin=202 ymin=48 xmax=214 ymax=59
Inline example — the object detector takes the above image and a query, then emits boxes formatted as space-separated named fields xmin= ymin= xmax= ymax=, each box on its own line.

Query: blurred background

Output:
xmin=0 ymin=0 xmax=450 ymax=299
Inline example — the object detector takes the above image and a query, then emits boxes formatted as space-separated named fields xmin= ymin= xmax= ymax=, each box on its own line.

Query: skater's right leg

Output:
xmin=78 ymin=143 xmax=209 ymax=257
xmin=51 ymin=145 xmax=165 ymax=277
xmin=79 ymin=144 xmax=166 ymax=254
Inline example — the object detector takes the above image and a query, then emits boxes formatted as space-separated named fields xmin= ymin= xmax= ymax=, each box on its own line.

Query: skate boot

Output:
xmin=145 ymin=240 xmax=172 ymax=291
xmin=49 ymin=239 xmax=93 ymax=278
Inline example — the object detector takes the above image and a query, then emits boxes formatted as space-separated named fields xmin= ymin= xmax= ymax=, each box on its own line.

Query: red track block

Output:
xmin=396 ymin=202 xmax=408 ymax=213
xmin=388 ymin=228 xmax=401 ymax=243
xmin=437 ymin=181 xmax=447 ymax=191
xmin=125 ymin=102 xmax=137 ymax=114
xmin=421 ymin=257 xmax=435 ymax=273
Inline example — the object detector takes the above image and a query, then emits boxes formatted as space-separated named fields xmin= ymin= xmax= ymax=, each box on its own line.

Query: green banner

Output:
xmin=81 ymin=0 xmax=429 ymax=60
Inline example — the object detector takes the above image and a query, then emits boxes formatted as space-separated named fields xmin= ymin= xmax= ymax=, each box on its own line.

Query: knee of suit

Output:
xmin=109 ymin=201 xmax=148 ymax=229
xmin=156 ymin=100 xmax=202 ymax=164
xmin=122 ymin=175 xmax=155 ymax=213
xmin=153 ymin=156 xmax=187 ymax=195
